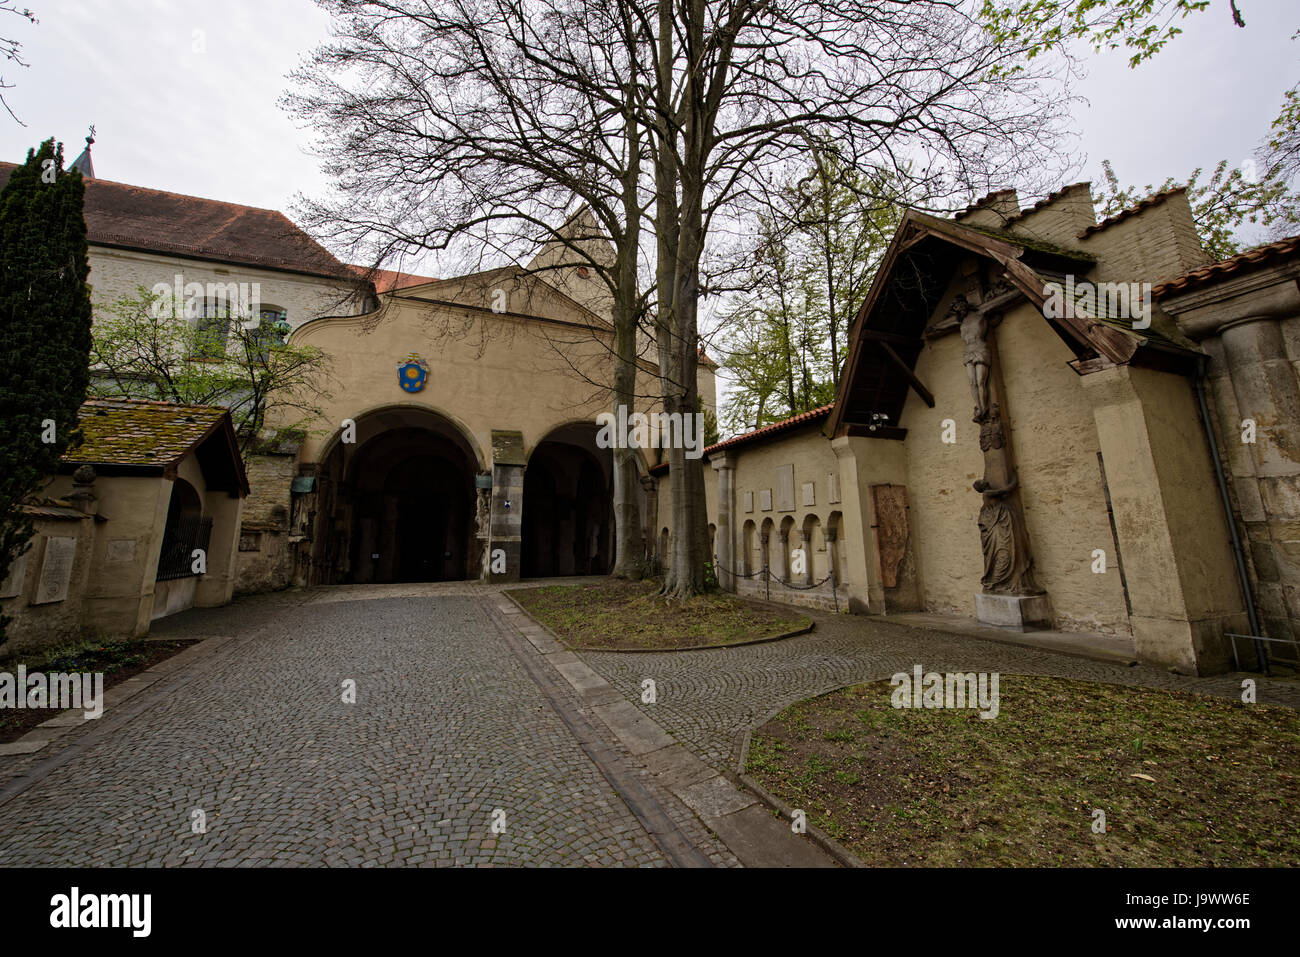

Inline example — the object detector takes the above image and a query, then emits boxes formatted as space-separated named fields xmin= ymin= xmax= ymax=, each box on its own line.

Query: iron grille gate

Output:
xmin=156 ymin=514 xmax=213 ymax=581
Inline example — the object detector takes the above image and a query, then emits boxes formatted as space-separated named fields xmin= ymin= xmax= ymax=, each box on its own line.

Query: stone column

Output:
xmin=711 ymin=452 xmax=737 ymax=591
xmin=1220 ymin=318 xmax=1300 ymax=479
xmin=794 ymin=527 xmax=812 ymax=586
xmin=831 ymin=436 xmax=880 ymax=612
xmin=1080 ymin=364 xmax=1244 ymax=673
xmin=1219 ymin=318 xmax=1300 ymax=640
xmin=488 ymin=431 xmax=527 ymax=583
xmin=824 ymin=524 xmax=839 ymax=587
xmin=195 ymin=491 xmax=244 ymax=609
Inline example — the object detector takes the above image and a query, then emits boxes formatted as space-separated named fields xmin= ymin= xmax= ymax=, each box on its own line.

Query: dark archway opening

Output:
xmin=156 ymin=478 xmax=209 ymax=581
xmin=522 ymin=431 xmax=613 ymax=578
xmin=344 ymin=426 xmax=474 ymax=583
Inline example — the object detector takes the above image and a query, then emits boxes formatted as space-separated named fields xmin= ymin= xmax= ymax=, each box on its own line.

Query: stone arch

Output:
xmin=156 ymin=478 xmax=204 ymax=582
xmin=522 ymin=420 xmax=613 ymax=577
xmin=311 ymin=405 xmax=480 ymax=584
xmin=316 ymin=401 xmax=487 ymax=474
xmin=801 ymin=513 xmax=823 ymax=586
xmin=827 ymin=510 xmax=844 ymax=587
xmin=741 ymin=519 xmax=757 ymax=577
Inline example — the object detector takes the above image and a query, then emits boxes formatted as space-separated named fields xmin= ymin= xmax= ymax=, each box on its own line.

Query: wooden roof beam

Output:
xmin=880 ymin=342 xmax=935 ymax=408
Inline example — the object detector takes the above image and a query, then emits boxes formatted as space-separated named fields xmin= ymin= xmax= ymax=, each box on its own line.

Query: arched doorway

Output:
xmin=156 ymin=478 xmax=207 ymax=582
xmin=522 ymin=423 xmax=613 ymax=577
xmin=313 ymin=408 xmax=479 ymax=584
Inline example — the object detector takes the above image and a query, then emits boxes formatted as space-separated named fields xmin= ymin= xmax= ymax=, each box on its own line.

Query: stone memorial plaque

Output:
xmin=33 ymin=536 xmax=76 ymax=605
xmin=777 ymin=464 xmax=795 ymax=511
xmin=106 ymin=539 xmax=137 ymax=563
xmin=828 ymin=472 xmax=841 ymax=504
xmin=0 ymin=550 xmax=27 ymax=599
xmin=870 ymin=485 xmax=909 ymax=589
xmin=759 ymin=489 xmax=773 ymax=512
xmin=801 ymin=481 xmax=816 ymax=507
xmin=743 ymin=490 xmax=753 ymax=514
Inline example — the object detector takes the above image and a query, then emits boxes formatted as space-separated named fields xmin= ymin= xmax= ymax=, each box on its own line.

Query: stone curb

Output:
xmin=498 ymin=591 xmax=837 ymax=868
xmin=500 ymin=587 xmax=815 ymax=653
xmin=733 ymin=770 xmax=866 ymax=869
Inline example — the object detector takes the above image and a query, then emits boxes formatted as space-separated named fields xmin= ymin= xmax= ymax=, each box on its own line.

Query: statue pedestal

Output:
xmin=975 ymin=592 xmax=1052 ymax=631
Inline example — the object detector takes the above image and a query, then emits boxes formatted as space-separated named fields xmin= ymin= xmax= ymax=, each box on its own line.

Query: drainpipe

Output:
xmin=1194 ymin=356 xmax=1267 ymax=672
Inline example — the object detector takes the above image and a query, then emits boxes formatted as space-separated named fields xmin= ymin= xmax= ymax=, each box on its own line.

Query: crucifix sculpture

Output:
xmin=953 ymin=276 xmax=1044 ymax=598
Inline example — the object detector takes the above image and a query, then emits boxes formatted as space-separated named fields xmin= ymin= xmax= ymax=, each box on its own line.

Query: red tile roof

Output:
xmin=0 ymin=161 xmax=354 ymax=280
xmin=1078 ymin=186 xmax=1186 ymax=238
xmin=649 ymin=403 xmax=833 ymax=474
xmin=348 ymin=265 xmax=438 ymax=292
xmin=1153 ymin=234 xmax=1300 ymax=299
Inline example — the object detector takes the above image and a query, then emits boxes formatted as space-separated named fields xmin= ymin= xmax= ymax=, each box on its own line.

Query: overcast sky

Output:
xmin=1 ymin=0 xmax=1296 ymax=261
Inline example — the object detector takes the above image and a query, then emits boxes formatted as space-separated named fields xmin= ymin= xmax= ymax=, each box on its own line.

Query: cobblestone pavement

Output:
xmin=579 ymin=611 xmax=1300 ymax=770
xmin=0 ymin=588 xmax=735 ymax=867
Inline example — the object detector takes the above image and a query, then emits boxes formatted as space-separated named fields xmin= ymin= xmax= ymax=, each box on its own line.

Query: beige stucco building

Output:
xmin=252 ymin=248 xmax=713 ymax=591
xmin=9 ymin=145 xmax=1293 ymax=680
xmin=653 ymin=185 xmax=1299 ymax=677
xmin=1 ymin=399 xmax=248 ymax=654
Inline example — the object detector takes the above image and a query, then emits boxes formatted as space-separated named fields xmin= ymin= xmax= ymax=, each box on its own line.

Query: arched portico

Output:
xmin=308 ymin=406 xmax=481 ymax=584
xmin=521 ymin=421 xmax=614 ymax=577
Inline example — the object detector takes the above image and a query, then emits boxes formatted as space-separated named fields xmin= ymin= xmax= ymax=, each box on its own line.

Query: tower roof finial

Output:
xmin=71 ymin=124 xmax=95 ymax=179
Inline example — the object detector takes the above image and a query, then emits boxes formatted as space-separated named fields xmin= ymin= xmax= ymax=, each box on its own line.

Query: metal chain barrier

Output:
xmin=713 ymin=554 xmax=839 ymax=612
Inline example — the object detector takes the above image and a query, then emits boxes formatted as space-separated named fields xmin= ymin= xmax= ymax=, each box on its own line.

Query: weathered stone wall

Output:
xmin=235 ymin=443 xmax=300 ymax=594
xmin=1161 ymin=258 xmax=1300 ymax=665
xmin=0 ymin=516 xmax=96 ymax=655
xmin=897 ymin=299 xmax=1133 ymax=633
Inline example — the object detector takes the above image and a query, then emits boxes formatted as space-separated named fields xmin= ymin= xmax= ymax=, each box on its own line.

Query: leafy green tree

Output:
xmin=984 ymin=1 xmax=1299 ymax=251
xmin=980 ymin=0 xmax=1243 ymax=69
xmin=1096 ymin=158 xmax=1300 ymax=260
xmin=718 ymin=161 xmax=903 ymax=434
xmin=89 ymin=287 xmax=333 ymax=454
xmin=1261 ymin=80 xmax=1300 ymax=195
xmin=0 ymin=138 xmax=92 ymax=645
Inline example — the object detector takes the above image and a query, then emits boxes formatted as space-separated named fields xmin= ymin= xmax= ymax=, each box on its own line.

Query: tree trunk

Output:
xmin=611 ymin=91 xmax=646 ymax=580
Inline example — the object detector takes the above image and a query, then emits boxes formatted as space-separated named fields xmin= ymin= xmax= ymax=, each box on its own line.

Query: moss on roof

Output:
xmin=66 ymin=398 xmax=226 ymax=467
xmin=956 ymin=221 xmax=1098 ymax=263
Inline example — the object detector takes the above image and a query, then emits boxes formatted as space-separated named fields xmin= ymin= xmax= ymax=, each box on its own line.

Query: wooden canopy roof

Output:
xmin=826 ymin=210 xmax=1200 ymax=439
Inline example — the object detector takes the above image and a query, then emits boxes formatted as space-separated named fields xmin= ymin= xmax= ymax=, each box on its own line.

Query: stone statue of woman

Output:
xmin=973 ymin=404 xmax=1040 ymax=595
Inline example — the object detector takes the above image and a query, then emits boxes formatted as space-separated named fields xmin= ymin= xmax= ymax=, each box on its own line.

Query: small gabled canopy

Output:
xmin=63 ymin=398 xmax=249 ymax=496
xmin=827 ymin=209 xmax=1199 ymax=439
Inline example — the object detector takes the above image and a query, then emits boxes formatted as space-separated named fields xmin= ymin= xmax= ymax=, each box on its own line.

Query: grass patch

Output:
xmin=746 ymin=674 xmax=1300 ymax=867
xmin=509 ymin=578 xmax=811 ymax=651
xmin=0 ymin=638 xmax=198 ymax=743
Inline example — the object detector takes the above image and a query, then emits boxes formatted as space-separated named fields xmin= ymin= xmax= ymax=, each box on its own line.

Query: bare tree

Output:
xmin=1 ymin=2 xmax=36 ymax=123
xmin=288 ymin=0 xmax=1070 ymax=600
xmin=286 ymin=0 xmax=667 ymax=579
xmin=637 ymin=0 xmax=1070 ymax=598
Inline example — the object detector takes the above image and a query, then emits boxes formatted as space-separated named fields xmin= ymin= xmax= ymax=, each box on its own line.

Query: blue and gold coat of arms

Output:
xmin=397 ymin=353 xmax=430 ymax=393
